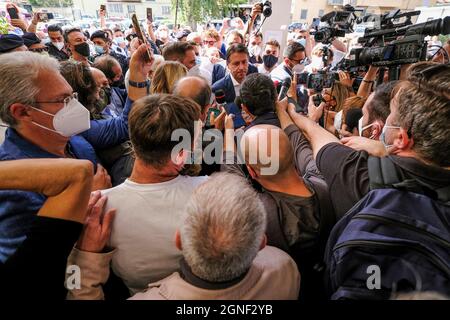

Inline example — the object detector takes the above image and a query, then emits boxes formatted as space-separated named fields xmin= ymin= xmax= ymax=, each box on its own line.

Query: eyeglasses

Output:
xmin=35 ymin=93 xmax=79 ymax=105
xmin=290 ymin=57 xmax=305 ymax=64
xmin=29 ymin=47 xmax=49 ymax=53
xmin=203 ymin=40 xmax=216 ymax=46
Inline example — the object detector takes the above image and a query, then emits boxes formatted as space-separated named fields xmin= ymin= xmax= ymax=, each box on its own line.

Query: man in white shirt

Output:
xmin=257 ymin=39 xmax=281 ymax=76
xmin=101 ymin=94 xmax=208 ymax=294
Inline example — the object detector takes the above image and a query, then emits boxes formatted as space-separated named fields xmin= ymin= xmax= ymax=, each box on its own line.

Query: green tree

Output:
xmin=29 ymin=0 xmax=74 ymax=8
xmin=172 ymin=0 xmax=246 ymax=29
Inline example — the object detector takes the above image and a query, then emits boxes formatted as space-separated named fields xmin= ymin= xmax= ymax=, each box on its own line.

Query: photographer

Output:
xmin=271 ymin=42 xmax=309 ymax=110
xmin=286 ymin=61 xmax=450 ymax=219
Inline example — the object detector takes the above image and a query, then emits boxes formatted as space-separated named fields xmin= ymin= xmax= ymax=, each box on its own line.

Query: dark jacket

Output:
xmin=46 ymin=42 xmax=70 ymax=61
xmin=212 ymin=63 xmax=258 ymax=86
xmin=211 ymin=74 xmax=246 ymax=129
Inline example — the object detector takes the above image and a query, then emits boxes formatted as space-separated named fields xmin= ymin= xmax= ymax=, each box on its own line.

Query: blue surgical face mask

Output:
xmin=297 ymin=38 xmax=306 ymax=47
xmin=94 ymin=45 xmax=105 ymax=55
xmin=380 ymin=125 xmax=401 ymax=148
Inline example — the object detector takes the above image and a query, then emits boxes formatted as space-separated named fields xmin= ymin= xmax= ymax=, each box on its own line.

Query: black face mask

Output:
xmin=95 ymin=87 xmax=112 ymax=114
xmin=74 ymin=42 xmax=91 ymax=58
xmin=112 ymin=76 xmax=125 ymax=88
xmin=263 ymin=54 xmax=278 ymax=69
xmin=103 ymin=86 xmax=112 ymax=106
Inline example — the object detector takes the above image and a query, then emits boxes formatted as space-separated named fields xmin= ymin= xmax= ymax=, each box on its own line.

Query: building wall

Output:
xmin=291 ymin=0 xmax=438 ymax=24
xmin=291 ymin=0 xmax=336 ymax=23
xmin=72 ymin=0 xmax=173 ymax=19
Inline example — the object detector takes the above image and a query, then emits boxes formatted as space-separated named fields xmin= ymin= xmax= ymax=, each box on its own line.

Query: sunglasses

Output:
xmin=203 ymin=40 xmax=216 ymax=46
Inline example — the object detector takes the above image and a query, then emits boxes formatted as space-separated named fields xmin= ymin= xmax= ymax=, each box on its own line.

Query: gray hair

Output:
xmin=181 ymin=172 xmax=267 ymax=282
xmin=0 ymin=52 xmax=60 ymax=126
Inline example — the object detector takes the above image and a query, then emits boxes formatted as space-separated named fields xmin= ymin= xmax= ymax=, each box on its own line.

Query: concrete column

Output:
xmin=259 ymin=0 xmax=293 ymax=57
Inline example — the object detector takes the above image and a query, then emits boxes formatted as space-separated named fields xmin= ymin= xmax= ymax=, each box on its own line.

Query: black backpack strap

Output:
xmin=368 ymin=156 xmax=403 ymax=190
xmin=369 ymin=156 xmax=450 ymax=204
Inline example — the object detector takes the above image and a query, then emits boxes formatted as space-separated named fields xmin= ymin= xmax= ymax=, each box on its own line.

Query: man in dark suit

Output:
xmin=211 ymin=63 xmax=258 ymax=86
xmin=212 ymin=44 xmax=256 ymax=129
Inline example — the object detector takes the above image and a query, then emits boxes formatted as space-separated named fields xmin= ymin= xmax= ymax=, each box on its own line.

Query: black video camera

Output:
xmin=312 ymin=4 xmax=361 ymax=44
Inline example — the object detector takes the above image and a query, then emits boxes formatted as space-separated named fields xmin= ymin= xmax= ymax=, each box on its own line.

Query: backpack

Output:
xmin=325 ymin=156 xmax=450 ymax=300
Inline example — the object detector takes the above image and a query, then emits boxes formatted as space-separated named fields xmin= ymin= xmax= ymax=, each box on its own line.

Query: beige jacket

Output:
xmin=67 ymin=246 xmax=300 ymax=300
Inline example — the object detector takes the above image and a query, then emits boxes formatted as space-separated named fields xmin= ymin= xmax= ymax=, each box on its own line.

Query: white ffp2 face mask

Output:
xmin=52 ymin=42 xmax=65 ymax=51
xmin=30 ymin=97 xmax=91 ymax=137
xmin=358 ymin=117 xmax=375 ymax=139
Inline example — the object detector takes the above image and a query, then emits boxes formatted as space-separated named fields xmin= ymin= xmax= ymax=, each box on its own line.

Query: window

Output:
xmin=300 ymin=9 xmax=308 ymax=20
xmin=127 ymin=5 xmax=136 ymax=14
xmin=328 ymin=0 xmax=344 ymax=5
xmin=162 ymin=6 xmax=171 ymax=15
xmin=108 ymin=4 xmax=123 ymax=14
xmin=319 ymin=10 xmax=324 ymax=17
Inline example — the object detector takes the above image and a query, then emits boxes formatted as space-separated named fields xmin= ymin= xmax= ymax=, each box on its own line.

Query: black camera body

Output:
xmin=312 ymin=4 xmax=360 ymax=44
xmin=258 ymin=1 xmax=272 ymax=18
xmin=351 ymin=16 xmax=449 ymax=69
xmin=314 ymin=28 xmax=346 ymax=44
xmin=297 ymin=71 xmax=339 ymax=92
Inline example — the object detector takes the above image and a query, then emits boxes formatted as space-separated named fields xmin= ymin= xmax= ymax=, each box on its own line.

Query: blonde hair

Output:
xmin=325 ymin=81 xmax=353 ymax=113
xmin=150 ymin=61 xmax=188 ymax=94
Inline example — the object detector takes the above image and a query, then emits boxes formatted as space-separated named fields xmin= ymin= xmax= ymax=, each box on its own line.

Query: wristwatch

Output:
xmin=128 ymin=79 xmax=150 ymax=88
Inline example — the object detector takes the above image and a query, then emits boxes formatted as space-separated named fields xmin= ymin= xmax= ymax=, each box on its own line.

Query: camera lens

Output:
xmin=314 ymin=31 xmax=325 ymax=42
xmin=262 ymin=1 xmax=272 ymax=17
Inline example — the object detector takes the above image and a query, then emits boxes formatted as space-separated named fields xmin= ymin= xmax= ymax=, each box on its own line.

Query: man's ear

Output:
xmin=242 ymin=104 xmax=254 ymax=117
xmin=175 ymin=230 xmax=182 ymax=251
xmin=201 ymin=104 xmax=211 ymax=122
xmin=9 ymin=103 xmax=32 ymax=123
xmin=246 ymin=164 xmax=258 ymax=180
xmin=259 ymin=234 xmax=267 ymax=251
xmin=371 ymin=121 xmax=383 ymax=140
xmin=394 ymin=128 xmax=413 ymax=151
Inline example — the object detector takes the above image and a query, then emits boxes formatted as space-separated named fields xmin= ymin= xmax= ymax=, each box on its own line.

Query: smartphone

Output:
xmin=131 ymin=13 xmax=152 ymax=62
xmin=23 ymin=4 xmax=33 ymax=14
xmin=7 ymin=6 xmax=19 ymax=20
xmin=38 ymin=13 xmax=54 ymax=22
xmin=147 ymin=8 xmax=153 ymax=23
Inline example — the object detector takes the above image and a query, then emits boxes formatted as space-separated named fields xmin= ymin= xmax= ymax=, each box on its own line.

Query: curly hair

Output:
xmin=240 ymin=73 xmax=277 ymax=116
xmin=59 ymin=61 xmax=99 ymax=116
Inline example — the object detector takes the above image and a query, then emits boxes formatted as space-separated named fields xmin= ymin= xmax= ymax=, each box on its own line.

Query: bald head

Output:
xmin=174 ymin=76 xmax=211 ymax=116
xmin=240 ymin=125 xmax=294 ymax=177
xmin=90 ymin=67 xmax=109 ymax=89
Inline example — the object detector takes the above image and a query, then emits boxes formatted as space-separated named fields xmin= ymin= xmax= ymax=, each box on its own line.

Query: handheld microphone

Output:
xmin=215 ymin=89 xmax=227 ymax=106
xmin=278 ymin=77 xmax=292 ymax=101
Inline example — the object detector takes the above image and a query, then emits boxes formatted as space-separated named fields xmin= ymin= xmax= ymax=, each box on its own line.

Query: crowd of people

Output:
xmin=0 ymin=2 xmax=449 ymax=301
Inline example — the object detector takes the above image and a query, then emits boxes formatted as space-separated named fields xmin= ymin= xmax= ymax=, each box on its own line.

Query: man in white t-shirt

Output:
xmin=102 ymin=94 xmax=207 ymax=294
xmin=257 ymin=39 xmax=281 ymax=76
